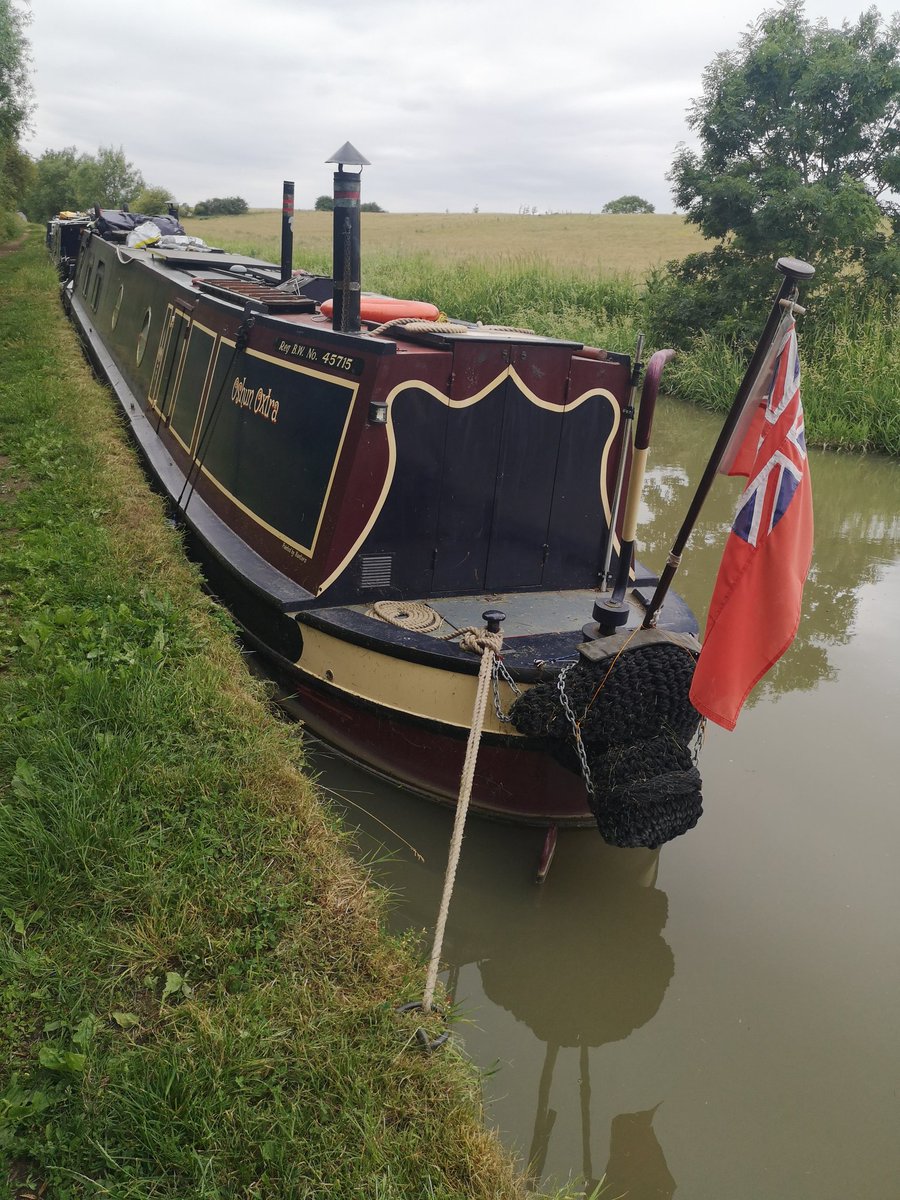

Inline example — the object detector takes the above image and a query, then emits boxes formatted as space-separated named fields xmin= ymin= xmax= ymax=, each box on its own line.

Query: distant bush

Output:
xmin=192 ymin=196 xmax=248 ymax=217
xmin=360 ymin=201 xmax=386 ymax=213
xmin=602 ymin=195 xmax=655 ymax=214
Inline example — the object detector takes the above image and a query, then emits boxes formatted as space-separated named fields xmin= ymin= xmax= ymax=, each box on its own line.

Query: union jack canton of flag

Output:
xmin=689 ymin=319 xmax=814 ymax=730
xmin=733 ymin=328 xmax=806 ymax=548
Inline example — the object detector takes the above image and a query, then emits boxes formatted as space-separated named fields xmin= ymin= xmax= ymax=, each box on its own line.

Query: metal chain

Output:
xmin=491 ymin=656 xmax=522 ymax=723
xmin=532 ymin=653 xmax=579 ymax=669
xmin=557 ymin=664 xmax=595 ymax=799
xmin=692 ymin=716 xmax=707 ymax=764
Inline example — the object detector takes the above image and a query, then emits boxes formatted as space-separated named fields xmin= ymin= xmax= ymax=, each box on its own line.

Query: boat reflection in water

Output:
xmin=473 ymin=846 xmax=672 ymax=1190
xmin=301 ymin=738 xmax=678 ymax=1198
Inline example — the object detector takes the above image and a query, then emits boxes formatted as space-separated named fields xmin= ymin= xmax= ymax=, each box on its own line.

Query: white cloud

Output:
xmin=23 ymin=0 xmax=883 ymax=213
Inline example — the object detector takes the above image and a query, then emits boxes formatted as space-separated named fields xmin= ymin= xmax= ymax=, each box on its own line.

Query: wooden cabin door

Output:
xmin=430 ymin=342 xmax=573 ymax=595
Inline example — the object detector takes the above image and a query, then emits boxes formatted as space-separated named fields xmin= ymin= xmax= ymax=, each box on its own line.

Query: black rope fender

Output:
xmin=510 ymin=629 xmax=705 ymax=849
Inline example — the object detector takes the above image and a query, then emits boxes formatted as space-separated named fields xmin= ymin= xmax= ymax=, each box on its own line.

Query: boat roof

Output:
xmin=117 ymin=243 xmax=586 ymax=349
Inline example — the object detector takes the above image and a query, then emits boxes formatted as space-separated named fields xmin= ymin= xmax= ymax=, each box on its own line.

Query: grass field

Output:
xmin=183 ymin=209 xmax=712 ymax=278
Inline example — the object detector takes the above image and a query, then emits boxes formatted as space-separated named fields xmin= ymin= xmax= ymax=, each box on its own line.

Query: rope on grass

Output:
xmin=421 ymin=632 xmax=500 ymax=1014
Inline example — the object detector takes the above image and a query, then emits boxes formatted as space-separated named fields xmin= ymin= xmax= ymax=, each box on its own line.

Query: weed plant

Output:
xmin=664 ymin=291 xmax=900 ymax=453
xmin=0 ymin=237 xmax=540 ymax=1198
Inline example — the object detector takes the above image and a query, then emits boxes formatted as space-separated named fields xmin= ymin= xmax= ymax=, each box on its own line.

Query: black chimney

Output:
xmin=280 ymin=180 xmax=294 ymax=283
xmin=326 ymin=142 xmax=370 ymax=333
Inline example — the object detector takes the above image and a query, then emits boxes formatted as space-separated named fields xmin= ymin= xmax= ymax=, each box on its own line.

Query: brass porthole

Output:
xmin=136 ymin=308 xmax=152 ymax=365
xmin=111 ymin=284 xmax=124 ymax=330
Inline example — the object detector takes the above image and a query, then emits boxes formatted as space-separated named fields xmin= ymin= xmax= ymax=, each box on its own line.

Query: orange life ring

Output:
xmin=319 ymin=296 xmax=440 ymax=323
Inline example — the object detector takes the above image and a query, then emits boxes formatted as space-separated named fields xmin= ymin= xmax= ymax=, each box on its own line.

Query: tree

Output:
xmin=0 ymin=0 xmax=33 ymax=222
xmin=672 ymin=3 xmax=899 ymax=259
xmin=25 ymin=145 xmax=147 ymax=221
xmin=649 ymin=1 xmax=900 ymax=346
xmin=602 ymin=195 xmax=655 ymax=214
xmin=0 ymin=138 xmax=32 ymax=208
xmin=0 ymin=0 xmax=32 ymax=147
xmin=133 ymin=185 xmax=174 ymax=215
xmin=25 ymin=146 xmax=80 ymax=220
xmin=72 ymin=145 xmax=144 ymax=210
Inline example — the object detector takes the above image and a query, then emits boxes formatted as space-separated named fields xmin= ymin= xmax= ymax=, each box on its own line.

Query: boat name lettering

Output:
xmin=231 ymin=376 xmax=280 ymax=424
xmin=272 ymin=336 xmax=363 ymax=375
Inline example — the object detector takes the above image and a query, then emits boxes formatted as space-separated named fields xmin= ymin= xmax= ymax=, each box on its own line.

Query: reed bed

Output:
xmin=666 ymin=294 xmax=900 ymax=454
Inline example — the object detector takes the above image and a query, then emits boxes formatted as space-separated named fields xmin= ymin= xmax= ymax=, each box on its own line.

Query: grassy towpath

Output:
xmin=0 ymin=235 xmax=538 ymax=1198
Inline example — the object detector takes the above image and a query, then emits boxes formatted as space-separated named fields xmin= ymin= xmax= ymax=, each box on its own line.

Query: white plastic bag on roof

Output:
xmin=126 ymin=220 xmax=163 ymax=248
xmin=155 ymin=234 xmax=212 ymax=251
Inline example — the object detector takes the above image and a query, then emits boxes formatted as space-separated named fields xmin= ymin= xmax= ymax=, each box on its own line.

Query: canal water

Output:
xmin=300 ymin=397 xmax=900 ymax=1199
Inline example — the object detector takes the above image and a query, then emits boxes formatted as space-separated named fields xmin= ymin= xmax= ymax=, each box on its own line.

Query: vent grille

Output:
xmin=359 ymin=555 xmax=393 ymax=589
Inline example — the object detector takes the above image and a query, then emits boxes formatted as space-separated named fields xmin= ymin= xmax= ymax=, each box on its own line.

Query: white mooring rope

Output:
xmin=421 ymin=632 xmax=501 ymax=1013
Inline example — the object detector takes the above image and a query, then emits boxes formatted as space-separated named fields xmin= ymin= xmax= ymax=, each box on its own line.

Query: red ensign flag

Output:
xmin=689 ymin=320 xmax=813 ymax=730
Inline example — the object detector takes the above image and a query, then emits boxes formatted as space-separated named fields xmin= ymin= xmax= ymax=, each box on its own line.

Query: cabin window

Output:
xmin=80 ymin=261 xmax=93 ymax=299
xmin=90 ymin=261 xmax=105 ymax=312
xmin=136 ymin=309 xmax=152 ymax=366
xmin=111 ymin=284 xmax=124 ymax=329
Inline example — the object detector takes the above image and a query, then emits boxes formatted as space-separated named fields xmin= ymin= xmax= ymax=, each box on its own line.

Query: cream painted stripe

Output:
xmin=316 ymin=371 xmax=621 ymax=595
xmin=298 ymin=625 xmax=524 ymax=736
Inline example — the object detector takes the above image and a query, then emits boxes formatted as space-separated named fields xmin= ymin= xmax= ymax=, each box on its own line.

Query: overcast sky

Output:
xmin=22 ymin=0 xmax=889 ymax=213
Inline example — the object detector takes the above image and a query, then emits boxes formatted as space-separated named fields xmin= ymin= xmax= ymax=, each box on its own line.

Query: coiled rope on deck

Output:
xmin=369 ymin=599 xmax=444 ymax=634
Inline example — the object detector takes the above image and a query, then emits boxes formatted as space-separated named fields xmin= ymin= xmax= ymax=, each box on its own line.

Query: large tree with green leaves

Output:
xmin=25 ymin=145 xmax=80 ymax=219
xmin=0 ymin=0 xmax=33 ymax=223
xmin=649 ymin=1 xmax=900 ymax=346
xmin=72 ymin=144 xmax=144 ymax=211
xmin=0 ymin=0 xmax=31 ymax=147
xmin=26 ymin=145 xmax=148 ymax=221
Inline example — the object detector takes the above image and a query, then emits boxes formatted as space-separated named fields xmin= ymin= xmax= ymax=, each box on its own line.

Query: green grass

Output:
xmin=0 ymin=234 xmax=544 ymax=1198
xmin=664 ymin=293 xmax=900 ymax=453
xmin=361 ymin=254 xmax=643 ymax=357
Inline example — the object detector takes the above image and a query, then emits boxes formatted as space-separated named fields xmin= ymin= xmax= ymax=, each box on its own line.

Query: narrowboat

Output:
xmin=56 ymin=147 xmax=706 ymax=847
